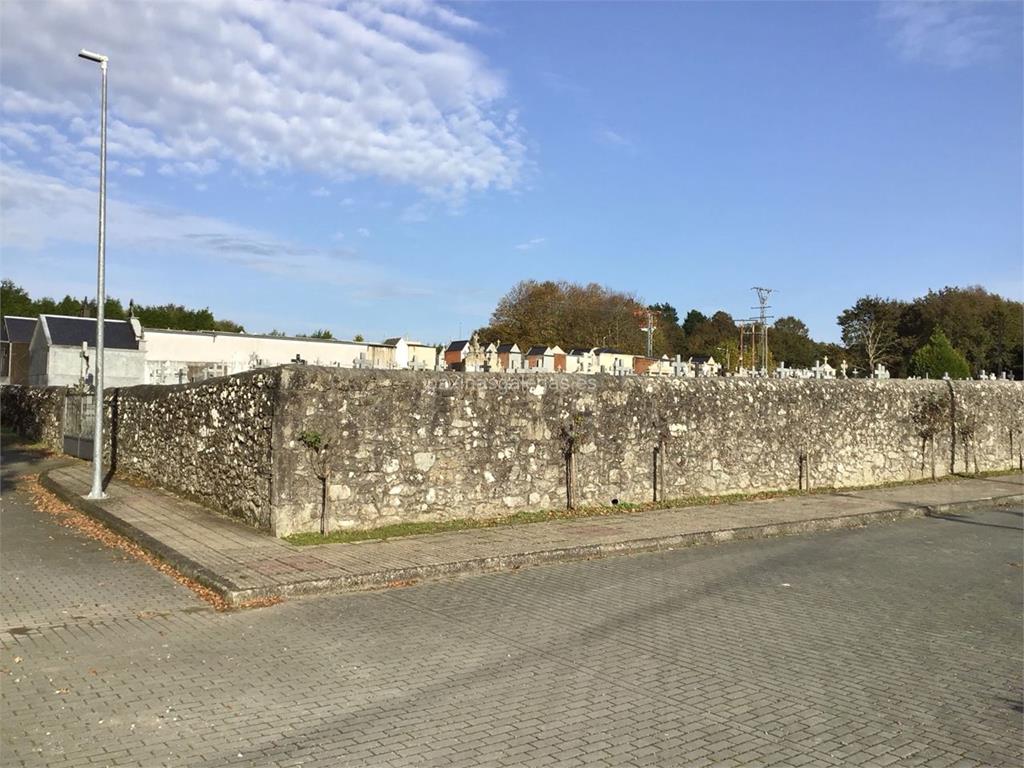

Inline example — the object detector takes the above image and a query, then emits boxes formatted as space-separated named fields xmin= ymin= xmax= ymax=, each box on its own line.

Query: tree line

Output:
xmin=476 ymin=280 xmax=1022 ymax=378
xmin=1 ymin=280 xmax=245 ymax=334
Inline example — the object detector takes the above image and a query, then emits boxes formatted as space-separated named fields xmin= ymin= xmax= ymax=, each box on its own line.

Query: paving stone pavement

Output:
xmin=41 ymin=461 xmax=1024 ymax=604
xmin=2 ymin=451 xmax=1022 ymax=767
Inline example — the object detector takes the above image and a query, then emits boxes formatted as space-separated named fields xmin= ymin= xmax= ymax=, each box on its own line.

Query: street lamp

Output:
xmin=79 ymin=48 xmax=108 ymax=500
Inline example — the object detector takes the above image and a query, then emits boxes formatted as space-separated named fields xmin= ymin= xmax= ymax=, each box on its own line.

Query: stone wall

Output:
xmin=270 ymin=367 xmax=1023 ymax=536
xmin=4 ymin=368 xmax=1022 ymax=537
xmin=103 ymin=369 xmax=279 ymax=528
xmin=0 ymin=384 xmax=66 ymax=452
xmin=950 ymin=381 xmax=1024 ymax=475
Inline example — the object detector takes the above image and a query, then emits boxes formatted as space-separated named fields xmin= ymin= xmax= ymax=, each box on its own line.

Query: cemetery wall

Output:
xmin=0 ymin=384 xmax=66 ymax=453
xmin=4 ymin=370 xmax=1022 ymax=536
xmin=270 ymin=367 xmax=1024 ymax=536
xmin=99 ymin=369 xmax=280 ymax=528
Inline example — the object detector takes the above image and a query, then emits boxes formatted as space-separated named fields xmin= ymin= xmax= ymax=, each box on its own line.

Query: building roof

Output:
xmin=496 ymin=342 xmax=520 ymax=354
xmin=41 ymin=315 xmax=140 ymax=350
xmin=1 ymin=316 xmax=36 ymax=344
xmin=525 ymin=345 xmax=549 ymax=356
xmin=446 ymin=340 xmax=469 ymax=353
xmin=382 ymin=337 xmax=403 ymax=346
xmin=689 ymin=355 xmax=713 ymax=364
xmin=594 ymin=347 xmax=626 ymax=355
xmin=568 ymin=348 xmax=594 ymax=356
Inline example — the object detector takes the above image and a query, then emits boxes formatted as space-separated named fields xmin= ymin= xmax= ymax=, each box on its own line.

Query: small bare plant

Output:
xmin=911 ymin=392 xmax=948 ymax=480
xmin=299 ymin=429 xmax=332 ymax=535
xmin=559 ymin=411 xmax=592 ymax=510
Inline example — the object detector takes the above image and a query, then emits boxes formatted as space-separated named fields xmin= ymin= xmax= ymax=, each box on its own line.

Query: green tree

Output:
xmin=910 ymin=328 xmax=971 ymax=379
xmin=0 ymin=280 xmax=33 ymax=318
xmin=647 ymin=302 xmax=684 ymax=356
xmin=681 ymin=309 xmax=708 ymax=337
xmin=0 ymin=280 xmax=245 ymax=333
xmin=684 ymin=311 xmax=737 ymax=358
xmin=771 ymin=316 xmax=816 ymax=368
xmin=837 ymin=296 xmax=901 ymax=373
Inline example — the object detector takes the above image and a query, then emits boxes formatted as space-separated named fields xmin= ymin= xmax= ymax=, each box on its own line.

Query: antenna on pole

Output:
xmin=751 ymin=287 xmax=774 ymax=373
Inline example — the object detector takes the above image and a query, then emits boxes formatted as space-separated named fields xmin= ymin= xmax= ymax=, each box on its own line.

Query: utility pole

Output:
xmin=79 ymin=48 xmax=109 ymax=500
xmin=751 ymin=287 xmax=774 ymax=373
xmin=643 ymin=309 xmax=657 ymax=358
xmin=636 ymin=308 xmax=658 ymax=358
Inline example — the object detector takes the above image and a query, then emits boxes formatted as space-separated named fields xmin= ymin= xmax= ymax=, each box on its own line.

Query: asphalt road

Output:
xmin=2 ymin=449 xmax=1021 ymax=767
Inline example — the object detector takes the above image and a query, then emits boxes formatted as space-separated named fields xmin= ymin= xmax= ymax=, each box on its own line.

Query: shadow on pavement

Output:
xmin=923 ymin=510 xmax=1023 ymax=531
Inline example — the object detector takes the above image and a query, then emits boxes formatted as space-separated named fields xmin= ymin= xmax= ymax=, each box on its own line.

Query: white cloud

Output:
xmin=878 ymin=1 xmax=1007 ymax=69
xmin=596 ymin=127 xmax=637 ymax=154
xmin=311 ymin=186 xmax=331 ymax=198
xmin=0 ymin=166 xmax=433 ymax=299
xmin=357 ymin=227 xmax=371 ymax=237
xmin=0 ymin=0 xmax=524 ymax=198
xmin=514 ymin=237 xmax=546 ymax=251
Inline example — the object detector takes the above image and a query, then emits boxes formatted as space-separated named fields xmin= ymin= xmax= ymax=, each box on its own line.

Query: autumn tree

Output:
xmin=477 ymin=280 xmax=647 ymax=354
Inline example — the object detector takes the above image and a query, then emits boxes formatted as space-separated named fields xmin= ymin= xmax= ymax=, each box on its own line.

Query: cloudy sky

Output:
xmin=1 ymin=0 xmax=1020 ymax=342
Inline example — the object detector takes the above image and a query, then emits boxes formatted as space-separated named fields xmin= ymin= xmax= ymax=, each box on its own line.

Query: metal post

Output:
xmin=80 ymin=49 xmax=109 ymax=500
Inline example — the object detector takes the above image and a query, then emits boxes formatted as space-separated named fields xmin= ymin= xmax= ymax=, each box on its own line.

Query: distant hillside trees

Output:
xmin=1 ymin=279 xmax=244 ymax=333
xmin=838 ymin=286 xmax=1022 ymax=378
xmin=475 ymin=280 xmax=1019 ymax=378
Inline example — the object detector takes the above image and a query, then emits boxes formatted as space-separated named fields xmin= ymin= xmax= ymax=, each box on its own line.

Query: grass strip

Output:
xmin=286 ymin=468 xmax=1021 ymax=546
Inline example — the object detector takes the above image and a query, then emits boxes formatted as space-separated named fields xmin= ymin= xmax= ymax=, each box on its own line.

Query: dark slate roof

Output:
xmin=525 ymin=345 xmax=548 ymax=356
xmin=42 ymin=315 xmax=140 ymax=350
xmin=2 ymin=316 xmax=36 ymax=344
xmin=445 ymin=339 xmax=469 ymax=352
xmin=496 ymin=343 xmax=519 ymax=353
xmin=690 ymin=354 xmax=711 ymax=364
xmin=382 ymin=337 xmax=402 ymax=346
xmin=594 ymin=347 xmax=626 ymax=355
xmin=568 ymin=348 xmax=593 ymax=356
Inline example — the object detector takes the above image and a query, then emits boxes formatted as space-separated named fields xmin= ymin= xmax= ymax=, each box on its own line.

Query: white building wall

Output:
xmin=407 ymin=344 xmax=438 ymax=369
xmin=39 ymin=346 xmax=145 ymax=387
xmin=141 ymin=330 xmax=373 ymax=384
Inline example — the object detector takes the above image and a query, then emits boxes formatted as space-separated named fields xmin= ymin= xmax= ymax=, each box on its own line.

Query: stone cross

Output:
xmin=840 ymin=359 xmax=848 ymax=378
xmin=672 ymin=355 xmax=691 ymax=377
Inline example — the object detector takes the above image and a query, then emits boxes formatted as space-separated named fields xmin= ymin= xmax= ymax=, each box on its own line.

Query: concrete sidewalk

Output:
xmin=40 ymin=462 xmax=1022 ymax=606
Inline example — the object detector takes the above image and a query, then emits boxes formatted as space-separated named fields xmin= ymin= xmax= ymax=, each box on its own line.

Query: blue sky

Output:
xmin=1 ymin=0 xmax=1020 ymax=343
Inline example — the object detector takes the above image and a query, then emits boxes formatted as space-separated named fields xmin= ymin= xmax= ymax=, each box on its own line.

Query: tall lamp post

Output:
xmin=79 ymin=48 xmax=108 ymax=500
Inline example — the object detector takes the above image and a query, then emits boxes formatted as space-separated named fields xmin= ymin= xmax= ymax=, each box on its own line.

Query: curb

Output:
xmin=39 ymin=472 xmax=244 ymax=600
xmin=38 ymin=470 xmax=1022 ymax=607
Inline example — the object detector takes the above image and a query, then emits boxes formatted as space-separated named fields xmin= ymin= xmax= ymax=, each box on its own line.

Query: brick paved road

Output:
xmin=2 ymin=453 xmax=1021 ymax=767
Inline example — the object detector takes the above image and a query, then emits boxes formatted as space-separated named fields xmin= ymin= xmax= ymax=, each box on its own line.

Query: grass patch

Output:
xmin=285 ymin=468 xmax=1022 ymax=546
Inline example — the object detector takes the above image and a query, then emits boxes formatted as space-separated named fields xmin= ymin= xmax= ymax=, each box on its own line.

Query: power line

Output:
xmin=751 ymin=287 xmax=775 ymax=372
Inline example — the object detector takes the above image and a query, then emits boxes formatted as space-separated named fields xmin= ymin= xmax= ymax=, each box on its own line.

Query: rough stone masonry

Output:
xmin=3 ymin=366 xmax=1022 ymax=536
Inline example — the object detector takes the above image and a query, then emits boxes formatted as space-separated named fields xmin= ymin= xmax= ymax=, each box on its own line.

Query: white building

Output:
xmin=29 ymin=315 xmax=146 ymax=388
